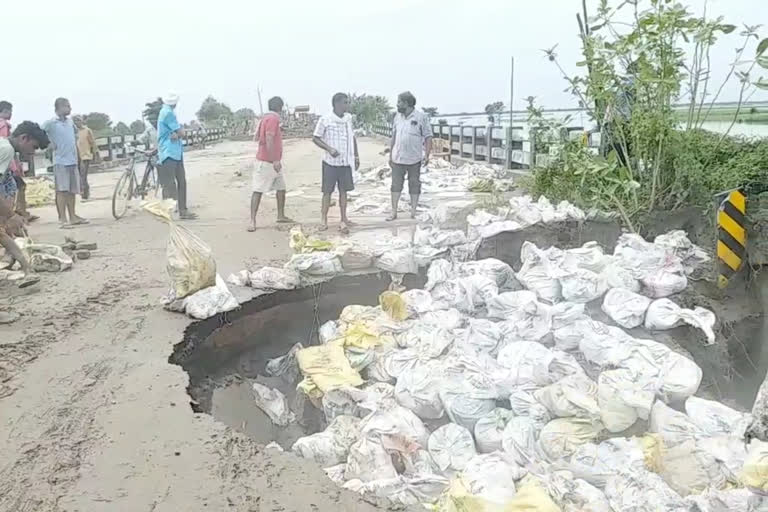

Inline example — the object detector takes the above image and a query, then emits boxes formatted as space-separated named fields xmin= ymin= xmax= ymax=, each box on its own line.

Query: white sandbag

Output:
xmin=508 ymin=196 xmax=543 ymax=227
xmin=292 ymin=415 xmax=361 ymax=467
xmin=613 ymin=233 xmax=670 ymax=279
xmin=600 ymin=262 xmax=641 ymax=293
xmin=431 ymin=275 xmax=499 ymax=313
xmin=559 ymin=268 xmax=607 ymax=304
xmin=565 ymin=242 xmax=611 ymax=273
xmin=455 ymin=258 xmax=520 ymax=291
xmin=318 ymin=320 xmax=340 ymax=344
xmin=501 ymin=416 xmax=540 ymax=466
xmin=474 ymin=408 xmax=515 ymax=453
xmin=645 ymin=298 xmax=716 ymax=344
xmin=497 ymin=341 xmax=555 ymax=387
xmin=345 ymin=436 xmax=399 ymax=482
xmin=284 ymin=253 xmax=343 ymax=276
xmin=602 ymin=288 xmax=651 ymax=329
xmin=395 ymin=364 xmax=445 ymax=419
xmin=547 ymin=472 xmax=612 ymax=512
xmin=439 ymin=380 xmax=497 ymax=431
xmin=360 ymin=402 xmax=430 ymax=447
xmin=401 ymin=289 xmax=435 ymax=315
xmin=414 ymin=225 xmax=467 ymax=248
xmin=403 ymin=449 xmax=441 ymax=476
xmin=658 ymin=439 xmax=727 ymax=496
xmin=597 ymin=369 xmax=656 ymax=433
xmin=377 ymin=248 xmax=418 ymax=274
xmin=486 ymin=290 xmax=537 ymax=319
xmin=181 ymin=274 xmax=239 ymax=319
xmin=685 ymin=488 xmax=752 ymax=512
xmin=425 ymin=259 xmax=452 ymax=291
xmin=497 ymin=306 xmax=553 ymax=343
xmin=649 ymin=401 xmax=703 ymax=447
xmin=550 ymin=302 xmax=587 ymax=330
xmin=633 ymin=339 xmax=703 ymax=402
xmin=459 ymin=319 xmax=502 ymax=355
xmin=517 ymin=242 xmax=562 ymax=303
xmin=356 ymin=382 xmax=397 ymax=414
xmin=427 ymin=423 xmax=477 ymax=475
xmin=226 ymin=269 xmax=250 ymax=286
xmin=534 ymin=374 xmax=600 ymax=421
xmin=604 ymin=471 xmax=688 ymax=512
xmin=462 ymin=453 xmax=525 ymax=504
xmin=654 ymin=230 xmax=710 ymax=276
xmin=697 ymin=435 xmax=748 ymax=485
xmin=641 ymin=260 xmax=688 ymax=298
xmin=323 ymin=463 xmax=347 ymax=485
xmin=265 ymin=342 xmax=303 ymax=383
xmin=251 ymin=382 xmax=296 ymax=426
xmin=395 ymin=324 xmax=454 ymax=357
xmin=508 ymin=390 xmax=552 ymax=429
xmin=323 ymin=387 xmax=363 ymax=420
xmin=418 ymin=308 xmax=466 ymax=330
xmin=538 ymin=418 xmax=603 ymax=461
xmin=467 ymin=209 xmax=506 ymax=240
xmin=743 ymin=440 xmax=768 ymax=493
xmin=685 ymin=396 xmax=751 ymax=438
xmin=569 ymin=438 xmax=647 ymax=487
xmin=549 ymin=350 xmax=588 ymax=381
xmin=343 ymin=475 xmax=449 ymax=507
xmin=413 ymin=245 xmax=448 ymax=267
xmin=334 ymin=242 xmax=375 ymax=270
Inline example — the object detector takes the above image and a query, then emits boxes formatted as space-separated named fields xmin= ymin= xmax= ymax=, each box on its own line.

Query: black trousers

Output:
xmin=158 ymin=158 xmax=187 ymax=212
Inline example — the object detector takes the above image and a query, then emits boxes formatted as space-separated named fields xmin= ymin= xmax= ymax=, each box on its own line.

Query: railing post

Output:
xmin=472 ymin=127 xmax=478 ymax=161
xmin=505 ymin=126 xmax=512 ymax=169
xmin=459 ymin=126 xmax=465 ymax=158
xmin=486 ymin=125 xmax=493 ymax=163
xmin=120 ymin=135 xmax=126 ymax=158
xmin=529 ymin=128 xmax=537 ymax=169
xmin=107 ymin=136 xmax=113 ymax=161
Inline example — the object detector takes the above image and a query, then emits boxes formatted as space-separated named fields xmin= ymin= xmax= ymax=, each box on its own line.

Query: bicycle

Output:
xmin=111 ymin=147 xmax=160 ymax=220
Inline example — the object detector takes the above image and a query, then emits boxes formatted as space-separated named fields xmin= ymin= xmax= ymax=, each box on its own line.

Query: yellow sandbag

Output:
xmin=144 ymin=200 xmax=216 ymax=300
xmin=289 ymin=226 xmax=333 ymax=253
xmin=295 ymin=342 xmax=363 ymax=396
xmin=380 ymin=291 xmax=408 ymax=321
xmin=506 ymin=480 xmax=560 ymax=512
xmin=24 ymin=178 xmax=55 ymax=207
xmin=434 ymin=478 xmax=560 ymax=512
xmin=742 ymin=440 xmax=768 ymax=491
xmin=341 ymin=322 xmax=395 ymax=350
xmin=638 ymin=433 xmax=664 ymax=473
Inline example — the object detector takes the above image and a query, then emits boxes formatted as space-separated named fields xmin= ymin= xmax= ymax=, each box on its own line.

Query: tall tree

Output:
xmin=143 ymin=97 xmax=163 ymax=128
xmin=130 ymin=120 xmax=146 ymax=134
xmin=85 ymin=112 xmax=112 ymax=131
xmin=484 ymin=101 xmax=505 ymax=123
xmin=234 ymin=107 xmax=256 ymax=121
xmin=114 ymin=122 xmax=131 ymax=135
xmin=348 ymin=93 xmax=392 ymax=128
xmin=423 ymin=107 xmax=439 ymax=116
xmin=196 ymin=96 xmax=233 ymax=125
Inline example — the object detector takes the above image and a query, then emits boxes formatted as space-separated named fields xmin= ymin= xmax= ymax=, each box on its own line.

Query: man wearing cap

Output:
xmin=157 ymin=93 xmax=196 ymax=219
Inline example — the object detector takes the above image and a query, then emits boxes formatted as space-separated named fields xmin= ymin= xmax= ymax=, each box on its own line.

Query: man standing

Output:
xmin=249 ymin=96 xmax=292 ymax=231
xmin=74 ymin=116 xmax=99 ymax=200
xmin=0 ymin=121 xmax=49 ymax=288
xmin=312 ymin=93 xmax=358 ymax=233
xmin=44 ymin=98 xmax=88 ymax=227
xmin=388 ymin=91 xmax=432 ymax=221
xmin=0 ymin=101 xmax=36 ymax=222
xmin=157 ymin=93 xmax=196 ymax=219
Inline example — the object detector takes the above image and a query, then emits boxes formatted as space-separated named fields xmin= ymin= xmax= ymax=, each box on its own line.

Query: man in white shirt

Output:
xmin=388 ymin=91 xmax=432 ymax=221
xmin=312 ymin=93 xmax=358 ymax=233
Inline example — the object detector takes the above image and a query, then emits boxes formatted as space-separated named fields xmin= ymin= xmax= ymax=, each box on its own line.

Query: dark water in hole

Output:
xmin=169 ymin=223 xmax=768 ymax=447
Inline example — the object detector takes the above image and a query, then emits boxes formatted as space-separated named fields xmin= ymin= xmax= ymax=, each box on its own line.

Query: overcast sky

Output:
xmin=4 ymin=0 xmax=767 ymax=125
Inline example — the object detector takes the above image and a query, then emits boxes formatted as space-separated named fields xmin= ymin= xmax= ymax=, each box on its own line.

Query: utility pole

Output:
xmin=505 ymin=56 xmax=515 ymax=169
xmin=256 ymin=85 xmax=264 ymax=117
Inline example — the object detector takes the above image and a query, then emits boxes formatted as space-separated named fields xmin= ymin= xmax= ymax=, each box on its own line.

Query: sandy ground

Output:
xmin=0 ymin=138 xmax=419 ymax=512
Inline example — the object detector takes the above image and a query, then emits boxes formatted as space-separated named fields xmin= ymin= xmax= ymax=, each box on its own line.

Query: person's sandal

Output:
xmin=180 ymin=212 xmax=198 ymax=220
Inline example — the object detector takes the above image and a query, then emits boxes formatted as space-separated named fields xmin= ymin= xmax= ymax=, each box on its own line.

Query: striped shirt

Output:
xmin=313 ymin=113 xmax=354 ymax=166
xmin=391 ymin=110 xmax=432 ymax=165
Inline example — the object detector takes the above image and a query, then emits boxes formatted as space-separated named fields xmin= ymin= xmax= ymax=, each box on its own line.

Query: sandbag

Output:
xmin=654 ymin=230 xmax=710 ymax=276
xmin=604 ymin=471 xmax=688 ymax=512
xmin=685 ymin=396 xmax=751 ymax=438
xmin=633 ymin=339 xmax=703 ymax=403
xmin=334 ymin=242 xmax=375 ymax=270
xmin=439 ymin=380 xmax=497 ymax=431
xmin=178 ymin=274 xmax=239 ymax=319
xmin=431 ymin=275 xmax=499 ymax=314
xmin=497 ymin=341 xmax=555 ymax=387
xmin=226 ymin=269 xmax=250 ymax=286
xmin=251 ymin=382 xmax=295 ymax=426
xmin=395 ymin=363 xmax=445 ymax=419
xmin=459 ymin=319 xmax=503 ymax=355
xmin=296 ymin=342 xmax=364 ymax=398
xmin=600 ymin=262 xmax=641 ymax=293
xmin=380 ymin=291 xmax=408 ymax=321
xmin=292 ymin=415 xmax=361 ymax=467
xmin=550 ymin=302 xmax=586 ymax=330
xmin=508 ymin=390 xmax=552 ymax=429
xmin=265 ymin=342 xmax=303 ymax=383
xmin=649 ymin=401 xmax=703 ymax=447
xmin=645 ymin=298 xmax=716 ymax=345
xmin=601 ymin=288 xmax=652 ymax=329
xmin=684 ymin=487 xmax=752 ymax=512
xmin=547 ymin=472 xmax=612 ymax=512
xmin=658 ymin=439 xmax=727 ymax=496
xmin=377 ymin=248 xmax=418 ymax=275
xmin=285 ymin=252 xmax=343 ymax=276
xmin=534 ymin=374 xmax=600 ymax=421
xmin=597 ymin=369 xmax=655 ymax=433
xmin=495 ymin=299 xmax=553 ymax=342
xmin=401 ymin=289 xmax=435 ymax=315
xmin=474 ymin=408 xmax=515 ymax=453
xmin=144 ymin=200 xmax=216 ymax=300
xmin=462 ymin=453 xmax=526 ymax=505
xmin=360 ymin=402 xmax=431 ymax=447
xmin=640 ymin=260 xmax=688 ymax=298
xmin=538 ymin=418 xmax=603 ymax=461
xmin=414 ymin=225 xmax=467 ymax=248
xmin=502 ymin=416 xmax=540 ymax=466
xmin=454 ymin=258 xmax=519 ymax=291
xmin=428 ymin=423 xmax=478 ymax=475
xmin=249 ymin=266 xmax=301 ymax=290
xmin=559 ymin=268 xmax=607 ymax=304
xmin=345 ymin=436 xmax=398 ymax=482
xmin=741 ymin=440 xmax=768 ymax=493
xmin=517 ymin=242 xmax=561 ymax=303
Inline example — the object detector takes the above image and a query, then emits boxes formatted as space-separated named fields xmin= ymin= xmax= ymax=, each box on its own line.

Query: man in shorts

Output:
xmin=157 ymin=92 xmax=196 ymax=219
xmin=249 ymin=96 xmax=293 ymax=231
xmin=388 ymin=91 xmax=432 ymax=221
xmin=312 ymin=92 xmax=358 ymax=233
xmin=74 ymin=116 xmax=99 ymax=200
xmin=44 ymin=98 xmax=88 ymax=227
xmin=0 ymin=121 xmax=49 ymax=288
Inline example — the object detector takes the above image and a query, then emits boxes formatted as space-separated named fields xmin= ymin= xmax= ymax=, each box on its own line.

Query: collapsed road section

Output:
xmin=170 ymin=198 xmax=768 ymax=511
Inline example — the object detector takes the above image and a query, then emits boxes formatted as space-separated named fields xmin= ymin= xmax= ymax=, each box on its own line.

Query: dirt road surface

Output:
xmin=0 ymin=138 xmax=414 ymax=512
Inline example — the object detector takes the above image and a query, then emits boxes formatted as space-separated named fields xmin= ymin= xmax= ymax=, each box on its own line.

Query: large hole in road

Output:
xmin=169 ymin=220 xmax=767 ymax=449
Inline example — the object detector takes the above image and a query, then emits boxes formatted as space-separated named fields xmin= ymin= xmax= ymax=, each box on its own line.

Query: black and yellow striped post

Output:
xmin=717 ymin=188 xmax=747 ymax=288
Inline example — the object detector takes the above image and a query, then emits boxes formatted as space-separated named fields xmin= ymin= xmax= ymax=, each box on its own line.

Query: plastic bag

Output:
xmin=285 ymin=252 xmax=343 ymax=276
xmin=645 ymin=298 xmax=716 ymax=345
xmin=144 ymin=200 xmax=216 ymax=300
xmin=296 ymin=342 xmax=364 ymax=398
xmin=474 ymin=408 xmax=515 ymax=453
xmin=345 ymin=436 xmax=398 ymax=482
xmin=534 ymin=374 xmax=600 ymax=421
xmin=649 ymin=401 xmax=703 ymax=448
xmin=377 ymin=248 xmax=418 ymax=275
xmin=658 ymin=439 xmax=727 ymax=496
xmin=602 ymin=288 xmax=652 ymax=329
xmin=265 ymin=342 xmax=303 ymax=383
xmin=249 ymin=266 xmax=301 ymax=290
xmin=538 ymin=418 xmax=603 ymax=461
xmin=462 ymin=453 xmax=525 ymax=505
xmin=395 ymin=363 xmax=445 ymax=419
xmin=292 ymin=415 xmax=361 ymax=466
xmin=597 ymin=369 xmax=655 ymax=433
xmin=428 ymin=423 xmax=478 ymax=475
xmin=251 ymin=382 xmax=295 ymax=426
xmin=318 ymin=321 xmax=340 ymax=344
xmin=177 ymin=274 xmax=239 ymax=319
xmin=685 ymin=396 xmax=751 ymax=438
xmin=289 ymin=225 xmax=333 ymax=253
xmin=502 ymin=416 xmax=540 ymax=466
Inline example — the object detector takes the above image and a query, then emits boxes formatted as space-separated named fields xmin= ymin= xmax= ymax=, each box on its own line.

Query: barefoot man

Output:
xmin=44 ymin=98 xmax=88 ymax=227
xmin=249 ymin=96 xmax=293 ymax=231
xmin=388 ymin=91 xmax=432 ymax=221
xmin=0 ymin=121 xmax=49 ymax=289
xmin=312 ymin=93 xmax=358 ymax=233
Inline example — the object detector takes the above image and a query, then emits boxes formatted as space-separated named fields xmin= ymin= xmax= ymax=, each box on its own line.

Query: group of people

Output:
xmin=248 ymin=90 xmax=433 ymax=232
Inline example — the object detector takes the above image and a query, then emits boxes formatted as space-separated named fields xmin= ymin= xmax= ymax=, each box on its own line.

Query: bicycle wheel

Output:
xmin=112 ymin=170 xmax=135 ymax=220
